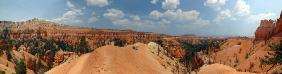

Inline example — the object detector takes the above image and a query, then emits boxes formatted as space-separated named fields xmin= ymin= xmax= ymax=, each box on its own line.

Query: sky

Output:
xmin=0 ymin=0 xmax=282 ymax=36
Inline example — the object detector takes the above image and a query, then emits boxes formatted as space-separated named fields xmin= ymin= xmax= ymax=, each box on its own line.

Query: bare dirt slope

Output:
xmin=211 ymin=38 xmax=275 ymax=73
xmin=198 ymin=63 xmax=253 ymax=74
xmin=46 ymin=43 xmax=172 ymax=74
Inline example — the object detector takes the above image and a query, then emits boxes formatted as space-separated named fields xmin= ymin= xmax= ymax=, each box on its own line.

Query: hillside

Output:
xmin=46 ymin=43 xmax=173 ymax=74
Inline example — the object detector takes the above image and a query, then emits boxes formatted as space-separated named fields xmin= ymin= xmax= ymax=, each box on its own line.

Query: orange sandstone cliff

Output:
xmin=255 ymin=11 xmax=282 ymax=41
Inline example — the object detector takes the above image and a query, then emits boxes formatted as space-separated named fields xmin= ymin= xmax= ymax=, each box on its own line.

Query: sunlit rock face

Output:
xmin=255 ymin=11 xmax=282 ymax=41
xmin=273 ymin=12 xmax=282 ymax=36
xmin=255 ymin=20 xmax=275 ymax=40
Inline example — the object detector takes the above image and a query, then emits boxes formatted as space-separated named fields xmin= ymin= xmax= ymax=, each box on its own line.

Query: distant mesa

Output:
xmin=255 ymin=11 xmax=282 ymax=41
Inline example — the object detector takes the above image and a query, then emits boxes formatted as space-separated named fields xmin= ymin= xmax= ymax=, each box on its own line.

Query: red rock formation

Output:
xmin=273 ymin=11 xmax=282 ymax=36
xmin=255 ymin=11 xmax=282 ymax=40
xmin=255 ymin=20 xmax=275 ymax=40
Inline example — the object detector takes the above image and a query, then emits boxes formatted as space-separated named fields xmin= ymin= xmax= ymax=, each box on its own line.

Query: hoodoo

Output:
xmin=255 ymin=11 xmax=282 ymax=40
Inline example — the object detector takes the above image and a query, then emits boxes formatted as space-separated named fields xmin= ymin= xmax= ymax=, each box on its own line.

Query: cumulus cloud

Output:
xmin=149 ymin=10 xmax=163 ymax=20
xmin=53 ymin=0 xmax=83 ymax=24
xmin=88 ymin=12 xmax=98 ymax=23
xmin=194 ymin=18 xmax=210 ymax=26
xmin=150 ymin=9 xmax=200 ymax=21
xmin=234 ymin=0 xmax=250 ymax=16
xmin=103 ymin=9 xmax=125 ymax=21
xmin=148 ymin=9 xmax=210 ymax=33
xmin=212 ymin=0 xmax=251 ymax=23
xmin=162 ymin=0 xmax=180 ymax=10
xmin=86 ymin=0 xmax=109 ymax=7
xmin=214 ymin=9 xmax=233 ymax=22
xmin=103 ymin=9 xmax=160 ymax=30
xmin=204 ymin=0 xmax=228 ymax=10
xmin=130 ymin=15 xmax=141 ymax=21
xmin=103 ymin=9 xmax=131 ymax=26
xmin=150 ymin=0 xmax=159 ymax=4
xmin=248 ymin=12 xmax=275 ymax=23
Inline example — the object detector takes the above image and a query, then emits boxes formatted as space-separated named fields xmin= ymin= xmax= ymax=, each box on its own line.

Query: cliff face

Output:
xmin=255 ymin=20 xmax=275 ymax=40
xmin=255 ymin=11 xmax=282 ymax=40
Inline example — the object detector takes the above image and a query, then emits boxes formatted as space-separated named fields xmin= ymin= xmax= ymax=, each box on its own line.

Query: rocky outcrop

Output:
xmin=53 ymin=50 xmax=77 ymax=66
xmin=255 ymin=20 xmax=275 ymax=40
xmin=255 ymin=11 xmax=282 ymax=40
xmin=147 ymin=42 xmax=187 ymax=73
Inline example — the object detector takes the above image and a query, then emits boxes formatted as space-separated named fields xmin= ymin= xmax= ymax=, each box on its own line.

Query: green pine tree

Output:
xmin=15 ymin=59 xmax=27 ymax=74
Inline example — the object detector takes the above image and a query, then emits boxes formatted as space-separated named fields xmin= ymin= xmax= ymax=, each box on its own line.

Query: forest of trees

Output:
xmin=180 ymin=39 xmax=226 ymax=71
xmin=0 ymin=27 xmax=92 ymax=74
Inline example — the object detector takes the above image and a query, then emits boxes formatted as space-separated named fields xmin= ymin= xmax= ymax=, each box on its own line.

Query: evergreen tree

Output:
xmin=15 ymin=59 xmax=27 ymax=74
xmin=77 ymin=36 xmax=90 ymax=54
xmin=112 ymin=38 xmax=126 ymax=47
xmin=1 ymin=27 xmax=10 ymax=41
xmin=0 ymin=27 xmax=13 ymax=61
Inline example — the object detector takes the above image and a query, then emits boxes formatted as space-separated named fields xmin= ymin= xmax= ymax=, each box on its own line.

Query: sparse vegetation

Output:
xmin=57 ymin=40 xmax=75 ymax=52
xmin=262 ymin=41 xmax=282 ymax=64
xmin=245 ymin=52 xmax=251 ymax=59
xmin=111 ymin=38 xmax=126 ymax=47
xmin=76 ymin=36 xmax=91 ymax=54
xmin=0 ymin=27 xmax=93 ymax=73
xmin=0 ymin=70 xmax=5 ymax=74
xmin=153 ymin=39 xmax=164 ymax=47
xmin=15 ymin=59 xmax=27 ymax=74
xmin=0 ymin=27 xmax=14 ymax=62
xmin=180 ymin=39 xmax=226 ymax=71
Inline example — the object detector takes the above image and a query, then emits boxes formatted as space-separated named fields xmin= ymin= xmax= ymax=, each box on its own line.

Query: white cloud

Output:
xmin=103 ymin=9 xmax=125 ymax=21
xmin=67 ymin=0 xmax=75 ymax=8
xmin=103 ymin=9 xmax=157 ymax=30
xmin=149 ymin=10 xmax=163 ymax=20
xmin=150 ymin=0 xmax=159 ymax=4
xmin=53 ymin=0 xmax=83 ymax=24
xmin=150 ymin=9 xmax=200 ymax=21
xmin=212 ymin=0 xmax=251 ymax=23
xmin=248 ymin=12 xmax=275 ymax=23
xmin=149 ymin=9 xmax=210 ymax=28
xmin=234 ymin=0 xmax=250 ymax=16
xmin=162 ymin=0 xmax=180 ymax=10
xmin=130 ymin=15 xmax=141 ymax=21
xmin=112 ymin=19 xmax=130 ymax=26
xmin=214 ymin=9 xmax=233 ymax=22
xmin=86 ymin=0 xmax=109 ymax=7
xmin=194 ymin=18 xmax=210 ymax=26
xmin=103 ymin=9 xmax=131 ymax=26
xmin=204 ymin=0 xmax=228 ymax=10
xmin=88 ymin=12 xmax=98 ymax=23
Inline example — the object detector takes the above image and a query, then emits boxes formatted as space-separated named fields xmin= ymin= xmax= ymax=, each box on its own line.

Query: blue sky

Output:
xmin=0 ymin=0 xmax=282 ymax=36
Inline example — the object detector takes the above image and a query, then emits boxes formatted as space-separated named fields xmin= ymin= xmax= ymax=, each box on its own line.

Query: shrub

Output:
xmin=15 ymin=59 xmax=27 ymax=74
xmin=245 ymin=52 xmax=251 ymax=59
xmin=112 ymin=38 xmax=126 ymax=47
xmin=57 ymin=40 xmax=74 ymax=52
xmin=44 ymin=39 xmax=58 ymax=52
xmin=76 ymin=36 xmax=91 ymax=54
xmin=153 ymin=39 xmax=164 ymax=47
xmin=1 ymin=27 xmax=10 ymax=40
xmin=0 ymin=70 xmax=5 ymax=74
xmin=180 ymin=39 xmax=226 ymax=71
xmin=262 ymin=41 xmax=282 ymax=64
